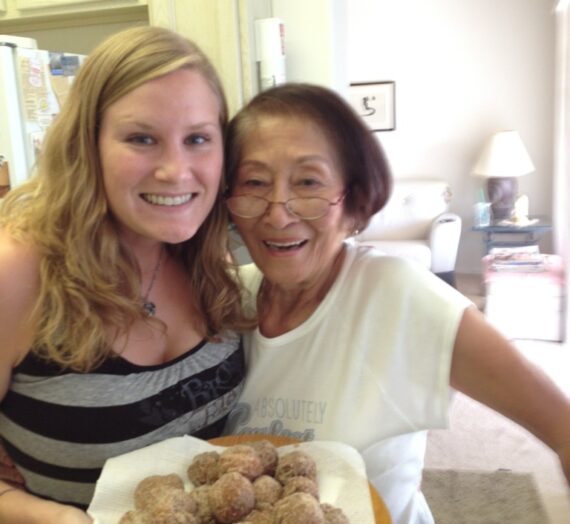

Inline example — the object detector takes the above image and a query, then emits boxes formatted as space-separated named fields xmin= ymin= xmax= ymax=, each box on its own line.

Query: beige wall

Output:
xmin=272 ymin=0 xmax=347 ymax=93
xmin=166 ymin=0 xmax=243 ymax=116
xmin=264 ymin=0 xmax=556 ymax=274
xmin=347 ymin=0 xmax=556 ymax=274
xmin=553 ymin=2 xmax=569 ymax=339
xmin=1 ymin=1 xmax=559 ymax=276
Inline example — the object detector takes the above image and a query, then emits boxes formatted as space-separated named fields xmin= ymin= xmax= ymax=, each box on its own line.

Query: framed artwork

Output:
xmin=348 ymin=81 xmax=396 ymax=132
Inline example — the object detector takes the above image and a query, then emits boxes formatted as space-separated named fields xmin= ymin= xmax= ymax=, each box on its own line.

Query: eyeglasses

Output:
xmin=225 ymin=194 xmax=345 ymax=220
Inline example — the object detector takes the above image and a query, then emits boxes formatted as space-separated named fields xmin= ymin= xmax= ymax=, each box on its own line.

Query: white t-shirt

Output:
xmin=225 ymin=243 xmax=472 ymax=523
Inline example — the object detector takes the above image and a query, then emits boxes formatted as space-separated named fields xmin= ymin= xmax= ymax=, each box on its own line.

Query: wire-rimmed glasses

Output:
xmin=225 ymin=194 xmax=345 ymax=220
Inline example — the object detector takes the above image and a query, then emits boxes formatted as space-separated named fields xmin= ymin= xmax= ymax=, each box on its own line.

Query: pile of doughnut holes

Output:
xmin=118 ymin=439 xmax=350 ymax=523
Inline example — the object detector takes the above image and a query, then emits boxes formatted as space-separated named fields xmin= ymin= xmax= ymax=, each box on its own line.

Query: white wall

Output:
xmin=553 ymin=2 xmax=569 ymax=339
xmin=272 ymin=0 xmax=347 ymax=93
xmin=348 ymin=0 xmax=556 ymax=273
xmin=271 ymin=0 xmax=556 ymax=274
xmin=3 ymin=1 xmax=557 ymax=276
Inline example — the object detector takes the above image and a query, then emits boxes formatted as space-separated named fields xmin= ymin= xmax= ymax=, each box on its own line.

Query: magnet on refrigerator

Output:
xmin=0 ymin=35 xmax=85 ymax=191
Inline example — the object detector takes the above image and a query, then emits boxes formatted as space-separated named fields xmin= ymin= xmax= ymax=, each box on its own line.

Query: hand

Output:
xmin=45 ymin=503 xmax=93 ymax=524
xmin=0 ymin=492 xmax=93 ymax=524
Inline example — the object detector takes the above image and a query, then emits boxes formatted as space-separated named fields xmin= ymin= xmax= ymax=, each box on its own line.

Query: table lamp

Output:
xmin=472 ymin=130 xmax=535 ymax=220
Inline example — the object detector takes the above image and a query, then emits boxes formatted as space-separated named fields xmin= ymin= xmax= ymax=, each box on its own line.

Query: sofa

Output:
xmin=352 ymin=178 xmax=461 ymax=286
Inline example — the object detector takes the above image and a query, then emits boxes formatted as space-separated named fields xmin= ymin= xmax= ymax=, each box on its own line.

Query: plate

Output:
xmin=210 ymin=435 xmax=392 ymax=524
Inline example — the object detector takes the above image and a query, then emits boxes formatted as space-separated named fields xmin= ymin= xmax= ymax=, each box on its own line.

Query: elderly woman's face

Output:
xmin=229 ymin=115 xmax=353 ymax=290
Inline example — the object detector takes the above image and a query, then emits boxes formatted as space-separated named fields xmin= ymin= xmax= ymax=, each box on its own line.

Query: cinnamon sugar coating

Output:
xmin=218 ymin=445 xmax=264 ymax=481
xmin=187 ymin=451 xmax=221 ymax=486
xmin=282 ymin=476 xmax=319 ymax=500
xmin=188 ymin=485 xmax=216 ymax=524
xmin=134 ymin=473 xmax=185 ymax=510
xmin=274 ymin=492 xmax=325 ymax=523
xmin=208 ymin=472 xmax=255 ymax=523
xmin=236 ymin=507 xmax=275 ymax=523
xmin=252 ymin=474 xmax=282 ymax=507
xmin=275 ymin=450 xmax=317 ymax=484
xmin=118 ymin=510 xmax=149 ymax=524
xmin=122 ymin=442 xmax=352 ymax=523
xmin=246 ymin=440 xmax=279 ymax=476
xmin=144 ymin=489 xmax=197 ymax=523
xmin=321 ymin=502 xmax=350 ymax=523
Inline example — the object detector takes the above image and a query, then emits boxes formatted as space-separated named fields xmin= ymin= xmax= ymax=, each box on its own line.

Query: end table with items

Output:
xmin=471 ymin=215 xmax=552 ymax=255
xmin=472 ymin=214 xmax=564 ymax=341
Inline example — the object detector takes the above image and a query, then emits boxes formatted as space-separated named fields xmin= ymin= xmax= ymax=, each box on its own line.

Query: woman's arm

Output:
xmin=0 ymin=484 xmax=92 ymax=524
xmin=450 ymin=306 xmax=570 ymax=484
xmin=0 ymin=233 xmax=92 ymax=523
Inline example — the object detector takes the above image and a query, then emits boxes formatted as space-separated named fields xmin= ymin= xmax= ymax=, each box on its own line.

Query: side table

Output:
xmin=472 ymin=216 xmax=552 ymax=254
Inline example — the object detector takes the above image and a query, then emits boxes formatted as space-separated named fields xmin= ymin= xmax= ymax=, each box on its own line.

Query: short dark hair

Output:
xmin=225 ymin=83 xmax=392 ymax=230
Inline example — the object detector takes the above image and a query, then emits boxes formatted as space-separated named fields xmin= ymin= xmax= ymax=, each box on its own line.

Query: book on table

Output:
xmin=488 ymin=245 xmax=546 ymax=272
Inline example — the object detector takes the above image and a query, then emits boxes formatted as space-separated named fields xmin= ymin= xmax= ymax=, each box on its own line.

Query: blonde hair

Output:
xmin=0 ymin=26 xmax=253 ymax=371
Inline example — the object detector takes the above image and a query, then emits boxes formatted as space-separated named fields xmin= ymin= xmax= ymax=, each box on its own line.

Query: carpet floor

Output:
xmin=425 ymin=340 xmax=570 ymax=524
xmin=422 ymin=469 xmax=549 ymax=524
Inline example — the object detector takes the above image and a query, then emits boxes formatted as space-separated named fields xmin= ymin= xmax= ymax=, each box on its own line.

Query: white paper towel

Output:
xmin=87 ymin=435 xmax=375 ymax=523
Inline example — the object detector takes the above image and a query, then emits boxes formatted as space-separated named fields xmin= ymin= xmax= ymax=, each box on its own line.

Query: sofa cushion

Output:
xmin=355 ymin=179 xmax=451 ymax=241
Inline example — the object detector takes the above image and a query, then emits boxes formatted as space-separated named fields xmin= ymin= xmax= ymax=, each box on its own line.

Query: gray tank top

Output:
xmin=0 ymin=332 xmax=245 ymax=508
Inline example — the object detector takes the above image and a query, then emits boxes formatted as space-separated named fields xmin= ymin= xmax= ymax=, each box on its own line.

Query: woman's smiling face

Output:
xmin=230 ymin=115 xmax=353 ymax=291
xmin=98 ymin=67 xmax=223 ymax=248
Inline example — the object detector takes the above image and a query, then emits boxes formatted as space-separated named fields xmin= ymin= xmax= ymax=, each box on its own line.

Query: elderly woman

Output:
xmin=223 ymin=83 xmax=570 ymax=523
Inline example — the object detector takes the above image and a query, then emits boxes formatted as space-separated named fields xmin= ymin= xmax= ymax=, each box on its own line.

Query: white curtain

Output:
xmin=554 ymin=1 xmax=569 ymax=340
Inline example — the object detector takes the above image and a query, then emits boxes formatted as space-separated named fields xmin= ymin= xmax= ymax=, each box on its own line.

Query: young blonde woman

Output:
xmin=0 ymin=26 xmax=253 ymax=523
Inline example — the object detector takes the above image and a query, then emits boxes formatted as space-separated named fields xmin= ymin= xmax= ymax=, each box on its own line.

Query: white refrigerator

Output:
xmin=0 ymin=35 xmax=84 ymax=191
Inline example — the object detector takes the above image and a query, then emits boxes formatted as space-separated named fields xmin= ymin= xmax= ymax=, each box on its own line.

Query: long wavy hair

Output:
xmin=225 ymin=83 xmax=393 ymax=232
xmin=0 ymin=26 xmax=254 ymax=372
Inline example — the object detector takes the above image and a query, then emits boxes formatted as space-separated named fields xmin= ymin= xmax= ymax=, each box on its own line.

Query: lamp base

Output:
xmin=486 ymin=177 xmax=518 ymax=220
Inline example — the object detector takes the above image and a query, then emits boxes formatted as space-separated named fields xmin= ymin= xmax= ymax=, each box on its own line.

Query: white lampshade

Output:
xmin=472 ymin=130 xmax=535 ymax=178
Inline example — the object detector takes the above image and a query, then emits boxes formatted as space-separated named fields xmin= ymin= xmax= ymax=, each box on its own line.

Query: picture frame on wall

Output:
xmin=348 ymin=81 xmax=396 ymax=132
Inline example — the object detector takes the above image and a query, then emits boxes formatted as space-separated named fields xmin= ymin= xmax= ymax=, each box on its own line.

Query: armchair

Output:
xmin=353 ymin=178 xmax=461 ymax=286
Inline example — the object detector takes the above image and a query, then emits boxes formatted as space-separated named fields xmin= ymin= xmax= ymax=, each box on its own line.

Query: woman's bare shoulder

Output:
xmin=0 ymin=229 xmax=41 ymax=337
xmin=0 ymin=229 xmax=41 ymax=390
xmin=0 ymin=228 xmax=40 ymax=288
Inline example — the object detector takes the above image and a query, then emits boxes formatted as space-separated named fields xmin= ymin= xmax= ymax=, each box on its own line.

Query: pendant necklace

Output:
xmin=141 ymin=247 xmax=164 ymax=317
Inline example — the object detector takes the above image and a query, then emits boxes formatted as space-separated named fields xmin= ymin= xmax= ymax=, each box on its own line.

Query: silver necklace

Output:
xmin=141 ymin=248 xmax=164 ymax=317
